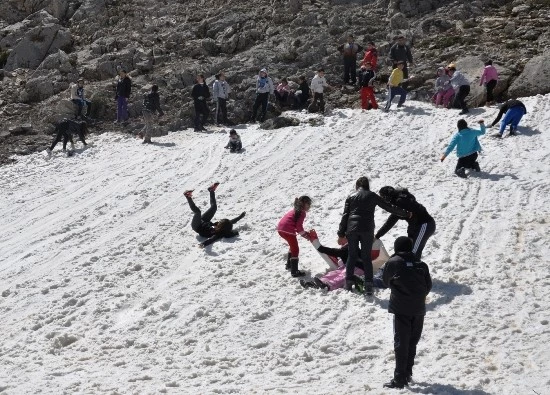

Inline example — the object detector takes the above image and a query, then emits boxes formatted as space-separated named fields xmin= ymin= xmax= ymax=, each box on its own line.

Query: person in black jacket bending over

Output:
xmin=376 ymin=186 xmax=436 ymax=260
xmin=184 ymin=182 xmax=245 ymax=248
xmin=192 ymin=74 xmax=211 ymax=132
xmin=337 ymin=177 xmax=411 ymax=296
xmin=383 ymin=236 xmax=432 ymax=389
xmin=46 ymin=119 xmax=88 ymax=155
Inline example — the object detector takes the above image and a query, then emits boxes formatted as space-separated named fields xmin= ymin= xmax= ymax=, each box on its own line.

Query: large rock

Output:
xmin=2 ymin=11 xmax=72 ymax=71
xmin=508 ymin=55 xmax=550 ymax=98
xmin=259 ymin=116 xmax=300 ymax=130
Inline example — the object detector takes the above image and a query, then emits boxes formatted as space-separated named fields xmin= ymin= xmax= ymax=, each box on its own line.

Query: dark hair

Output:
xmin=151 ymin=84 xmax=158 ymax=92
xmin=281 ymin=77 xmax=288 ymax=83
xmin=485 ymin=60 xmax=493 ymax=66
xmin=317 ymin=68 xmax=324 ymax=73
xmin=293 ymin=195 xmax=312 ymax=221
xmin=120 ymin=69 xmax=127 ymax=74
xmin=198 ymin=74 xmax=205 ymax=80
xmin=355 ymin=176 xmax=370 ymax=190
xmin=214 ymin=219 xmax=233 ymax=235
xmin=367 ymin=41 xmax=375 ymax=46
xmin=214 ymin=74 xmax=220 ymax=80
xmin=229 ymin=129 xmax=237 ymax=135
xmin=394 ymin=236 xmax=413 ymax=253
xmin=457 ymin=119 xmax=468 ymax=130
xmin=298 ymin=75 xmax=306 ymax=81
xmin=379 ymin=186 xmax=396 ymax=200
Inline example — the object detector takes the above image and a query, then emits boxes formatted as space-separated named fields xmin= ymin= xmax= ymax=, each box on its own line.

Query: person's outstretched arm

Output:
xmin=375 ymin=214 xmax=399 ymax=239
xmin=337 ymin=196 xmax=351 ymax=238
xmin=200 ymin=234 xmax=223 ymax=248
xmin=230 ymin=212 xmax=246 ymax=224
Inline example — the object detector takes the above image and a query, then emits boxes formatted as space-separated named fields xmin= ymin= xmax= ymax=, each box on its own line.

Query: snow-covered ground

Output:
xmin=1 ymin=95 xmax=549 ymax=394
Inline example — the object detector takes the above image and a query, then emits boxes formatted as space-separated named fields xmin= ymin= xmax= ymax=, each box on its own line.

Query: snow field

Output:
xmin=0 ymin=96 xmax=549 ymax=394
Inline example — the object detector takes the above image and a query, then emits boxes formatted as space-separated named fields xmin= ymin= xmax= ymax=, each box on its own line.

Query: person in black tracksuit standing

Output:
xmin=337 ymin=177 xmax=411 ymax=296
xmin=375 ymin=186 xmax=436 ymax=260
xmin=192 ymin=74 xmax=211 ymax=132
xmin=382 ymin=236 xmax=431 ymax=389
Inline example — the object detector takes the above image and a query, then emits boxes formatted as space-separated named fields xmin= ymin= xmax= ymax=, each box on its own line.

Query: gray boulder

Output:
xmin=508 ymin=55 xmax=550 ymax=98
xmin=3 ymin=18 xmax=72 ymax=71
xmin=390 ymin=13 xmax=409 ymax=30
xmin=259 ymin=116 xmax=300 ymax=130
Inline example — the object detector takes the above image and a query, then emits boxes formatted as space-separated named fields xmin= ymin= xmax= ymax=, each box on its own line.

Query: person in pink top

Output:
xmin=277 ymin=196 xmax=312 ymax=277
xmin=480 ymin=60 xmax=498 ymax=106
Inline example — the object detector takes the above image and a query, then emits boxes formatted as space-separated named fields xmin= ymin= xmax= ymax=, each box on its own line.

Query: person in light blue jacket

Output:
xmin=440 ymin=119 xmax=486 ymax=178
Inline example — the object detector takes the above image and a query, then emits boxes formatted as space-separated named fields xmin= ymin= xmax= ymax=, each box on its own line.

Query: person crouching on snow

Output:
xmin=277 ymin=196 xmax=312 ymax=277
xmin=183 ymin=182 xmax=246 ymax=248
xmin=224 ymin=129 xmax=242 ymax=153
xmin=441 ymin=119 xmax=486 ymax=178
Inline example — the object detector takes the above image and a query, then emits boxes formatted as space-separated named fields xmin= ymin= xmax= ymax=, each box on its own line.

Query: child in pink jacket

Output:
xmin=277 ymin=196 xmax=312 ymax=277
xmin=480 ymin=60 xmax=498 ymax=105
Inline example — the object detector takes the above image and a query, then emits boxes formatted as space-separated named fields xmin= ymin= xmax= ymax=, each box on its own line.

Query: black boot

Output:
xmin=455 ymin=167 xmax=467 ymax=178
xmin=383 ymin=379 xmax=406 ymax=389
xmin=313 ymin=277 xmax=329 ymax=290
xmin=364 ymin=280 xmax=374 ymax=296
xmin=299 ymin=279 xmax=318 ymax=289
xmin=290 ymin=258 xmax=305 ymax=277
xmin=285 ymin=252 xmax=291 ymax=271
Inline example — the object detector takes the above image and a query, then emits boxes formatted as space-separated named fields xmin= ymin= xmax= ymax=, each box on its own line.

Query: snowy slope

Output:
xmin=1 ymin=96 xmax=549 ymax=394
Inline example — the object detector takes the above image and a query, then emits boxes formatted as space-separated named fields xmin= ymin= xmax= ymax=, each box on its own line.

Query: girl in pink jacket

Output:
xmin=480 ymin=60 xmax=498 ymax=105
xmin=277 ymin=196 xmax=312 ymax=277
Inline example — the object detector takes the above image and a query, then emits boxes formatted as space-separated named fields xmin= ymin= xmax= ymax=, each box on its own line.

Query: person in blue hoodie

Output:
xmin=441 ymin=119 xmax=486 ymax=178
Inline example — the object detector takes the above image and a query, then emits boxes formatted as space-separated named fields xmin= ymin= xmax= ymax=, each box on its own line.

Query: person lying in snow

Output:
xmin=183 ymin=182 xmax=245 ymax=248
xmin=299 ymin=230 xmax=389 ymax=292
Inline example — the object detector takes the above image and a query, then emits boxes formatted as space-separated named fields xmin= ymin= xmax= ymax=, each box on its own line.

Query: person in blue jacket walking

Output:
xmin=440 ymin=119 xmax=486 ymax=178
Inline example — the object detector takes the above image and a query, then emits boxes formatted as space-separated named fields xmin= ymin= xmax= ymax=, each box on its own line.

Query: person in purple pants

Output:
xmin=115 ymin=69 xmax=132 ymax=123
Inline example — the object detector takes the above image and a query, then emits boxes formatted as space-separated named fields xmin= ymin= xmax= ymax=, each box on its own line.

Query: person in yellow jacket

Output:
xmin=384 ymin=61 xmax=407 ymax=111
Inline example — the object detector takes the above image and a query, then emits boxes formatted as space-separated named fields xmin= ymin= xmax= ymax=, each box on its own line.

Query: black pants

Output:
xmin=312 ymin=92 xmax=325 ymax=113
xmin=252 ymin=92 xmax=269 ymax=121
xmin=453 ymin=85 xmax=470 ymax=111
xmin=393 ymin=314 xmax=425 ymax=382
xmin=227 ymin=141 xmax=242 ymax=152
xmin=49 ymin=129 xmax=87 ymax=151
xmin=194 ymin=100 xmax=209 ymax=130
xmin=456 ymin=152 xmax=478 ymax=171
xmin=215 ymin=98 xmax=228 ymax=124
xmin=343 ymin=57 xmax=357 ymax=84
xmin=346 ymin=231 xmax=374 ymax=282
xmin=187 ymin=190 xmax=217 ymax=234
xmin=408 ymin=218 xmax=436 ymax=260
xmin=485 ymin=80 xmax=497 ymax=103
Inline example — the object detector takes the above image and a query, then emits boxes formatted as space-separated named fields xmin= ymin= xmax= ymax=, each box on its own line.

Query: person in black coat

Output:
xmin=376 ymin=186 xmax=436 ymax=260
xmin=383 ymin=236 xmax=432 ymax=389
xmin=192 ymin=74 xmax=211 ymax=132
xmin=337 ymin=176 xmax=411 ymax=295
xmin=183 ymin=182 xmax=245 ymax=248
xmin=389 ymin=35 xmax=413 ymax=79
xmin=294 ymin=75 xmax=310 ymax=109
xmin=115 ymin=69 xmax=132 ymax=123
xmin=140 ymin=84 xmax=164 ymax=144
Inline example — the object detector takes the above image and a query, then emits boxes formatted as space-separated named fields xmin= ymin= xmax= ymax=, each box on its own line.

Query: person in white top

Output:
xmin=310 ymin=68 xmax=329 ymax=113
xmin=212 ymin=70 xmax=231 ymax=125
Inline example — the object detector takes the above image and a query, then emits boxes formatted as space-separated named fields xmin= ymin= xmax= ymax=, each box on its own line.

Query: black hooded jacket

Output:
xmin=338 ymin=188 xmax=409 ymax=237
xmin=383 ymin=251 xmax=432 ymax=316
xmin=375 ymin=189 xmax=433 ymax=239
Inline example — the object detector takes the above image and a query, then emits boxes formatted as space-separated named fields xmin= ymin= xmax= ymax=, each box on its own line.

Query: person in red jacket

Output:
xmin=361 ymin=42 xmax=378 ymax=69
xmin=277 ymin=196 xmax=312 ymax=277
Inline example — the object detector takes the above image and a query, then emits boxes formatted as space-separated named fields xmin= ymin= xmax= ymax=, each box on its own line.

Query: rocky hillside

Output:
xmin=1 ymin=0 xmax=549 ymax=164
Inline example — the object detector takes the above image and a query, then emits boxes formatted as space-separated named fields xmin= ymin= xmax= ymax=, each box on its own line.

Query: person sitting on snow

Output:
xmin=224 ymin=129 xmax=242 ymax=153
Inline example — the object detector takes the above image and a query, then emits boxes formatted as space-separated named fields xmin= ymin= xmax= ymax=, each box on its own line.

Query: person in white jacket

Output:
xmin=310 ymin=69 xmax=329 ymax=113
xmin=70 ymin=78 xmax=92 ymax=118
xmin=251 ymin=68 xmax=274 ymax=122
xmin=447 ymin=64 xmax=471 ymax=115
xmin=212 ymin=70 xmax=231 ymax=125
